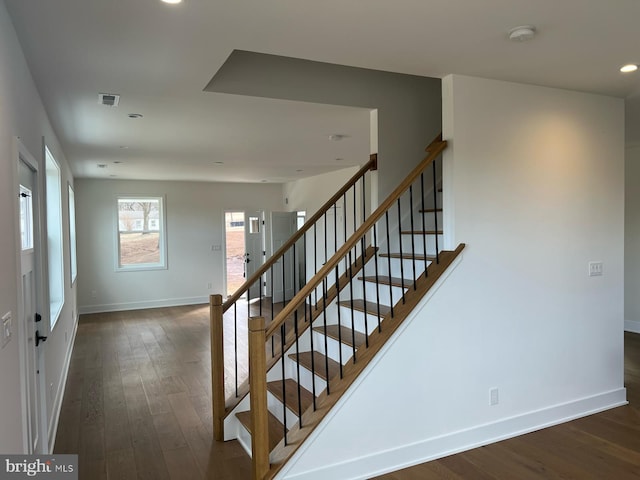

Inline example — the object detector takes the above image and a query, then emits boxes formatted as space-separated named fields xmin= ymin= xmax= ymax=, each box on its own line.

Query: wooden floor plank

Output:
xmin=55 ymin=305 xmax=640 ymax=480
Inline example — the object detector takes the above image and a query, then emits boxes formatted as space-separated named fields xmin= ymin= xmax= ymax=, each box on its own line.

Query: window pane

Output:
xmin=45 ymin=146 xmax=64 ymax=328
xmin=249 ymin=216 xmax=260 ymax=234
xmin=68 ymin=185 xmax=77 ymax=282
xmin=20 ymin=186 xmax=33 ymax=250
xmin=117 ymin=197 xmax=165 ymax=269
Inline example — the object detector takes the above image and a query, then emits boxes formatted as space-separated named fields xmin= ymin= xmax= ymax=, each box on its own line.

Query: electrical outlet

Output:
xmin=588 ymin=261 xmax=603 ymax=277
xmin=207 ymin=282 xmax=212 ymax=289
xmin=490 ymin=387 xmax=499 ymax=406
xmin=91 ymin=290 xmax=97 ymax=298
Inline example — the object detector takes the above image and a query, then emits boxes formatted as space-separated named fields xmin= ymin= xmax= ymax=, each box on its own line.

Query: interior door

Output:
xmin=244 ymin=211 xmax=264 ymax=300
xmin=270 ymin=212 xmax=297 ymax=303
xmin=18 ymin=156 xmax=46 ymax=454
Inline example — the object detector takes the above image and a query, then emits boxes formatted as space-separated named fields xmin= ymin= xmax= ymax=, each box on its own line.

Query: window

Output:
xmin=68 ymin=184 xmax=77 ymax=283
xmin=19 ymin=185 xmax=34 ymax=250
xmin=116 ymin=196 xmax=166 ymax=270
xmin=297 ymin=211 xmax=306 ymax=230
xmin=45 ymin=147 xmax=64 ymax=328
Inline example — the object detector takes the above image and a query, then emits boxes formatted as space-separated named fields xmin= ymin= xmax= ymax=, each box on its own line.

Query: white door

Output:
xmin=270 ymin=212 xmax=297 ymax=303
xmin=244 ymin=211 xmax=264 ymax=300
xmin=17 ymin=155 xmax=47 ymax=454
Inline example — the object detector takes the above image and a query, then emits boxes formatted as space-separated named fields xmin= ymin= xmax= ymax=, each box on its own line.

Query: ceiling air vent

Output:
xmin=98 ymin=93 xmax=120 ymax=107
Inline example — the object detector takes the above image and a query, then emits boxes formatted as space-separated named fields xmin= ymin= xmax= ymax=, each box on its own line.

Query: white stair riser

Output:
xmin=362 ymin=281 xmax=407 ymax=306
xmin=285 ymin=355 xmax=328 ymax=396
xmin=401 ymin=234 xmax=444 ymax=255
xmin=371 ymin=257 xmax=429 ymax=279
xmin=312 ymin=330 xmax=357 ymax=365
xmin=338 ymin=307 xmax=387 ymax=335
xmin=267 ymin=389 xmax=300 ymax=427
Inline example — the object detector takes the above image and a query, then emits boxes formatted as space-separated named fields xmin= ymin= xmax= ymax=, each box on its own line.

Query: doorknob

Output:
xmin=35 ymin=330 xmax=47 ymax=347
xmin=35 ymin=313 xmax=42 ymax=323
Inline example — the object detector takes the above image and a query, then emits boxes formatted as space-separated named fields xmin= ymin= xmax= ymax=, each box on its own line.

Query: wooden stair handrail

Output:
xmin=223 ymin=155 xmax=378 ymax=311
xmin=265 ymin=137 xmax=447 ymax=339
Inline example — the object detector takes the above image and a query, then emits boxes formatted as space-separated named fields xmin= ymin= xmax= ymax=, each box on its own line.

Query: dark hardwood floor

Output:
xmin=55 ymin=305 xmax=640 ymax=479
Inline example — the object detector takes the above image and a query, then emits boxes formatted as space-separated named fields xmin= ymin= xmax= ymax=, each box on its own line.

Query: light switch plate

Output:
xmin=588 ymin=261 xmax=603 ymax=277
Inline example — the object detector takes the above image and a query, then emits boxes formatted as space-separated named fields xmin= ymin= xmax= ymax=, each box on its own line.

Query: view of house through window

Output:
xmin=117 ymin=197 xmax=166 ymax=269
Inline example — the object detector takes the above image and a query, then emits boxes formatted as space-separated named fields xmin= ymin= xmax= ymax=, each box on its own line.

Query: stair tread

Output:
xmin=267 ymin=379 xmax=314 ymax=414
xmin=379 ymin=252 xmax=436 ymax=261
xmin=401 ymin=230 xmax=443 ymax=235
xmin=312 ymin=324 xmax=367 ymax=347
xmin=359 ymin=275 xmax=411 ymax=288
xmin=419 ymin=208 xmax=443 ymax=213
xmin=236 ymin=410 xmax=285 ymax=451
xmin=338 ymin=299 xmax=391 ymax=317
xmin=289 ymin=351 xmax=341 ymax=381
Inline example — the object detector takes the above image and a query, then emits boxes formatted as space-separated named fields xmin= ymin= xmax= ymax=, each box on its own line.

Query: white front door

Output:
xmin=244 ymin=211 xmax=264 ymax=300
xmin=17 ymin=152 xmax=47 ymax=454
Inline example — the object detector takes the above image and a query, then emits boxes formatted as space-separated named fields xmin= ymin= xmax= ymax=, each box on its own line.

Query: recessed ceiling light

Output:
xmin=508 ymin=25 xmax=537 ymax=42
xmin=261 ymin=180 xmax=268 ymax=183
xmin=296 ymin=169 xmax=303 ymax=172
xmin=620 ymin=64 xmax=638 ymax=73
xmin=97 ymin=164 xmax=107 ymax=169
xmin=161 ymin=0 xmax=182 ymax=4
xmin=113 ymin=161 xmax=123 ymax=164
xmin=128 ymin=113 xmax=143 ymax=119
xmin=214 ymin=161 xmax=224 ymax=165
xmin=335 ymin=158 xmax=344 ymax=162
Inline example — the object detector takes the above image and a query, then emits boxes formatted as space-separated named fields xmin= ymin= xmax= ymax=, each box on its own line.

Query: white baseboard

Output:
xmin=48 ymin=313 xmax=79 ymax=452
xmin=281 ymin=388 xmax=627 ymax=480
xmin=625 ymin=319 xmax=640 ymax=334
xmin=78 ymin=296 xmax=209 ymax=315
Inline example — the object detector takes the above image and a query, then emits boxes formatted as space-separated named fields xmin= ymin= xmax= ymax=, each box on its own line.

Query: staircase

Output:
xmin=209 ymin=135 xmax=465 ymax=479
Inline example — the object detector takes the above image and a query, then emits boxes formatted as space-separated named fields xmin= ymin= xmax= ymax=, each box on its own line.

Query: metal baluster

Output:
xmin=335 ymin=264 xmax=343 ymax=378
xmin=361 ymin=236 xmax=369 ymax=348
xmin=322 ymin=281 xmax=331 ymax=394
xmin=385 ymin=212 xmax=394 ymax=317
xmin=293 ymin=301 xmax=303 ymax=428
xmin=280 ymin=323 xmax=287 ymax=445
xmin=397 ymin=199 xmax=406 ymax=304
xmin=234 ymin=302 xmax=239 ymax=397
xmin=421 ymin=172 xmax=428 ymax=276
xmin=308 ymin=293 xmax=317 ymax=409
xmin=409 ymin=185 xmax=417 ymax=289
xmin=373 ymin=223 xmax=382 ymax=332
xmin=270 ymin=267 xmax=275 ymax=357
xmin=433 ymin=160 xmax=440 ymax=264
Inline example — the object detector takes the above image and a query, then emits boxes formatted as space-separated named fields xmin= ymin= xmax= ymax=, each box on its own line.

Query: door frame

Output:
xmin=13 ymin=137 xmax=48 ymax=454
xmin=223 ymin=209 xmax=266 ymax=299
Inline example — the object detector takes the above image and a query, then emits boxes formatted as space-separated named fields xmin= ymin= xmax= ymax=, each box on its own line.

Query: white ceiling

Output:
xmin=5 ymin=0 xmax=640 ymax=183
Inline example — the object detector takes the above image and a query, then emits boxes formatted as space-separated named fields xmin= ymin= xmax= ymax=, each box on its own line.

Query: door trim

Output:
xmin=13 ymin=137 xmax=48 ymax=454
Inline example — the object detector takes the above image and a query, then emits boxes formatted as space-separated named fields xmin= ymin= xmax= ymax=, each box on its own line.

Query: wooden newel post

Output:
xmin=249 ymin=316 xmax=270 ymax=480
xmin=210 ymin=294 xmax=225 ymax=441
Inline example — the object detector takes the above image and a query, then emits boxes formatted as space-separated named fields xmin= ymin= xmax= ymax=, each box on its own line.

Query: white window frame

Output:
xmin=115 ymin=195 xmax=167 ymax=272
xmin=68 ymin=184 xmax=77 ymax=284
xmin=45 ymin=146 xmax=64 ymax=329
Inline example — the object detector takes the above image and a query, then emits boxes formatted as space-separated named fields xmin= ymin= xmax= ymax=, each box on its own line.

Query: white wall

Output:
xmin=279 ymin=75 xmax=625 ymax=480
xmin=0 ymin=1 xmax=77 ymax=452
xmin=283 ymin=166 xmax=360 ymax=215
xmin=75 ymin=179 xmax=285 ymax=312
xmin=626 ymin=146 xmax=640 ymax=332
